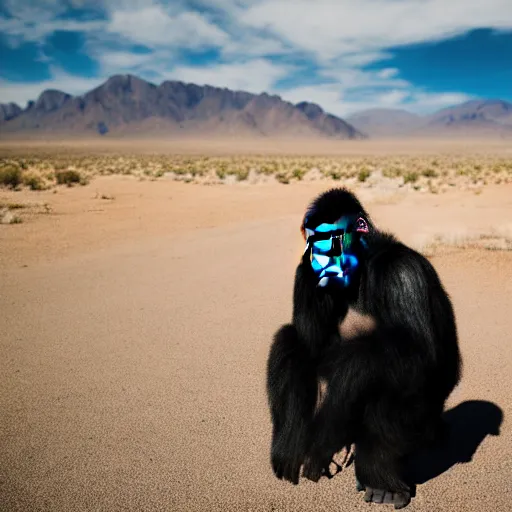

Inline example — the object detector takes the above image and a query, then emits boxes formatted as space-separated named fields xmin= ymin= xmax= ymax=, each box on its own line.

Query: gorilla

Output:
xmin=266 ymin=188 xmax=462 ymax=509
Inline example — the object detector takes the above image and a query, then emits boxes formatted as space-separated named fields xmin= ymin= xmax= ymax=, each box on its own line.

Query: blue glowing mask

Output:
xmin=303 ymin=216 xmax=369 ymax=288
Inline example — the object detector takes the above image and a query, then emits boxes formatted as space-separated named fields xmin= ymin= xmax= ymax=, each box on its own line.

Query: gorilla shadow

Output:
xmin=405 ymin=400 xmax=503 ymax=486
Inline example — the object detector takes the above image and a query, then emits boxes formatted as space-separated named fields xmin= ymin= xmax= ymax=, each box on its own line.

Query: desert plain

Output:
xmin=1 ymin=138 xmax=511 ymax=511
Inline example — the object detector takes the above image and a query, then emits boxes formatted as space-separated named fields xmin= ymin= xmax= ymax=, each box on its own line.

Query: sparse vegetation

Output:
xmin=420 ymin=230 xmax=512 ymax=257
xmin=0 ymin=200 xmax=53 ymax=225
xmin=292 ymin=168 xmax=306 ymax=181
xmin=422 ymin=168 xmax=438 ymax=178
xmin=403 ymin=172 xmax=419 ymax=184
xmin=357 ymin=169 xmax=371 ymax=182
xmin=0 ymin=146 xmax=511 ymax=193
xmin=22 ymin=173 xmax=46 ymax=190
xmin=275 ymin=172 xmax=290 ymax=184
xmin=236 ymin=169 xmax=250 ymax=181
xmin=55 ymin=169 xmax=84 ymax=186
xmin=3 ymin=202 xmax=27 ymax=210
xmin=0 ymin=165 xmax=23 ymax=189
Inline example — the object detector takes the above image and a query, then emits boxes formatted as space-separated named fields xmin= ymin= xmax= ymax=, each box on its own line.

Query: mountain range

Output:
xmin=346 ymin=100 xmax=512 ymax=138
xmin=1 ymin=74 xmax=511 ymax=139
xmin=0 ymin=74 xmax=363 ymax=140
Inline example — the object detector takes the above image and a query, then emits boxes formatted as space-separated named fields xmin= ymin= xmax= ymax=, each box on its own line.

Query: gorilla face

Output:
xmin=304 ymin=215 xmax=369 ymax=288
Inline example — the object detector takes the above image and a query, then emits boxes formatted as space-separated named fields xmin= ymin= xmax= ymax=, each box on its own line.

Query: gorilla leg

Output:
xmin=302 ymin=340 xmax=374 ymax=482
xmin=266 ymin=324 xmax=318 ymax=484
xmin=352 ymin=376 xmax=437 ymax=509
xmin=302 ymin=331 xmax=423 ymax=507
xmin=354 ymin=438 xmax=411 ymax=509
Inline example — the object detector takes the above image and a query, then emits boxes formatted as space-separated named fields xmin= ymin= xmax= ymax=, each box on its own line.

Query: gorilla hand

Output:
xmin=362 ymin=487 xmax=411 ymax=510
xmin=270 ymin=427 xmax=309 ymax=485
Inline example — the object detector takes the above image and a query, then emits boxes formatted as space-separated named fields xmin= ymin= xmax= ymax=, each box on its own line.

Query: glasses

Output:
xmin=307 ymin=229 xmax=355 ymax=255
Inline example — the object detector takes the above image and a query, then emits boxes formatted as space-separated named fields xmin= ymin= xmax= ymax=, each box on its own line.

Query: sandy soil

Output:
xmin=1 ymin=174 xmax=511 ymax=511
xmin=3 ymin=136 xmax=512 ymax=156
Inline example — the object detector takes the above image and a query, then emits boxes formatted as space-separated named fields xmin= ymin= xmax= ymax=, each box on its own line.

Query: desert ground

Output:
xmin=1 ymin=139 xmax=511 ymax=511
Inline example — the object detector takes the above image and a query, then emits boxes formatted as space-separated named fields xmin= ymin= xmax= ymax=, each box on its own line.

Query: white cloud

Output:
xmin=91 ymin=47 xmax=177 ymax=81
xmin=1 ymin=0 xmax=67 ymax=20
xmin=0 ymin=0 xmax=109 ymax=45
xmin=325 ymin=69 xmax=409 ymax=90
xmin=221 ymin=32 xmax=290 ymax=57
xmin=378 ymin=90 xmax=410 ymax=106
xmin=410 ymin=92 xmax=474 ymax=110
xmin=279 ymin=84 xmax=344 ymax=111
xmin=242 ymin=0 xmax=512 ymax=61
xmin=335 ymin=52 xmax=393 ymax=68
xmin=170 ymin=59 xmax=292 ymax=94
xmin=377 ymin=68 xmax=400 ymax=80
xmin=107 ymin=5 xmax=229 ymax=48
xmin=0 ymin=16 xmax=105 ymax=46
xmin=234 ymin=0 xmax=511 ymax=115
xmin=96 ymin=51 xmax=156 ymax=71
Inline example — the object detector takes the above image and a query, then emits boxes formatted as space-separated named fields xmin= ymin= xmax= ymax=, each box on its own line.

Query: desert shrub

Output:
xmin=292 ymin=168 xmax=306 ymax=180
xmin=329 ymin=170 xmax=342 ymax=180
xmin=236 ymin=169 xmax=249 ymax=181
xmin=55 ymin=169 xmax=82 ymax=186
xmin=422 ymin=168 xmax=438 ymax=178
xmin=404 ymin=172 xmax=419 ymax=184
xmin=0 ymin=165 xmax=22 ymax=189
xmin=54 ymin=161 xmax=68 ymax=171
xmin=383 ymin=167 xmax=401 ymax=178
xmin=7 ymin=203 xmax=26 ymax=209
xmin=22 ymin=173 xmax=46 ymax=190
xmin=78 ymin=173 xmax=89 ymax=185
xmin=276 ymin=172 xmax=290 ymax=184
xmin=357 ymin=169 xmax=371 ymax=182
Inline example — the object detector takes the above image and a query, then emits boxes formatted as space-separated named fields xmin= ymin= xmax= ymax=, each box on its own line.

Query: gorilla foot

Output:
xmin=360 ymin=487 xmax=411 ymax=509
xmin=303 ymin=458 xmax=344 ymax=482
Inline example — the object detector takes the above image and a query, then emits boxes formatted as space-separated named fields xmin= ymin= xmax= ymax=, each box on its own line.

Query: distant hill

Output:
xmin=347 ymin=100 xmax=512 ymax=138
xmin=422 ymin=99 xmax=512 ymax=136
xmin=346 ymin=108 xmax=423 ymax=137
xmin=0 ymin=102 xmax=22 ymax=122
xmin=0 ymin=74 xmax=364 ymax=140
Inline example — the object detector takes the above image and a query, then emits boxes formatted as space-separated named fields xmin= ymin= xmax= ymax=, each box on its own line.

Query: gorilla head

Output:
xmin=301 ymin=189 xmax=372 ymax=289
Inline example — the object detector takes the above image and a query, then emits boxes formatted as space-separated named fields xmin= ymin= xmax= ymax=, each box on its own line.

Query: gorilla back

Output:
xmin=266 ymin=187 xmax=461 ymax=509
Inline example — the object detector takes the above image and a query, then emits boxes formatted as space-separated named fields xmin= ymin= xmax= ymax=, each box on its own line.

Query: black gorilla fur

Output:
xmin=266 ymin=188 xmax=462 ymax=508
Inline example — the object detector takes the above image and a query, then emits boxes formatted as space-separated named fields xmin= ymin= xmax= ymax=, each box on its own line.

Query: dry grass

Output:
xmin=0 ymin=199 xmax=52 ymax=224
xmin=417 ymin=228 xmax=512 ymax=257
xmin=1 ymin=139 xmax=512 ymax=193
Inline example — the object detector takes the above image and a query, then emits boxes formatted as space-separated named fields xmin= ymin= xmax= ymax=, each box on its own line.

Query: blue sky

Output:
xmin=1 ymin=0 xmax=512 ymax=117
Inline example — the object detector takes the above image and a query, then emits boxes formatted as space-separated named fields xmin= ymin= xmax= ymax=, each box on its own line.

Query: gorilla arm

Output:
xmin=266 ymin=324 xmax=319 ymax=485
